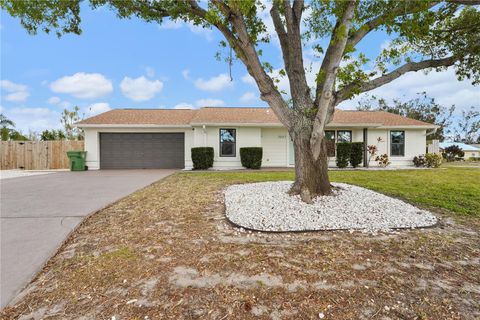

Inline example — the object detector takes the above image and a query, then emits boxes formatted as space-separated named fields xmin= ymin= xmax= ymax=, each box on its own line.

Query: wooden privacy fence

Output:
xmin=1 ymin=141 xmax=84 ymax=170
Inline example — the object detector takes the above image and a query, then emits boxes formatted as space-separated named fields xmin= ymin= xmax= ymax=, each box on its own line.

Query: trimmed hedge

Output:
xmin=240 ymin=147 xmax=263 ymax=169
xmin=350 ymin=142 xmax=364 ymax=168
xmin=191 ymin=147 xmax=214 ymax=170
xmin=336 ymin=142 xmax=352 ymax=168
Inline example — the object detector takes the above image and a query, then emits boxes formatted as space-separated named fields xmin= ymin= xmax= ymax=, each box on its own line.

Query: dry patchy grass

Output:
xmin=2 ymin=172 xmax=479 ymax=320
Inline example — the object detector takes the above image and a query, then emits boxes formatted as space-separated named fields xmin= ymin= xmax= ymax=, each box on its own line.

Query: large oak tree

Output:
xmin=3 ymin=0 xmax=479 ymax=202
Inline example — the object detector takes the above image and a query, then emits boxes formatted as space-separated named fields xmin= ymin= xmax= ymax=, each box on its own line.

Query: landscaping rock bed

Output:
xmin=225 ymin=182 xmax=438 ymax=232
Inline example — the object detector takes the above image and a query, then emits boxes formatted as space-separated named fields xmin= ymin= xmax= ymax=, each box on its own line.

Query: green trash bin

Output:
xmin=66 ymin=151 xmax=87 ymax=171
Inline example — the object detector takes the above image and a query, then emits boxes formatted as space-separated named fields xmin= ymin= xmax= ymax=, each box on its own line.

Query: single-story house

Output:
xmin=76 ymin=107 xmax=437 ymax=170
xmin=439 ymin=142 xmax=480 ymax=159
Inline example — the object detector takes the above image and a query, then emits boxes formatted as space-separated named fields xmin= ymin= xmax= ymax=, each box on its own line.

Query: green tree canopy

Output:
xmin=356 ymin=92 xmax=455 ymax=141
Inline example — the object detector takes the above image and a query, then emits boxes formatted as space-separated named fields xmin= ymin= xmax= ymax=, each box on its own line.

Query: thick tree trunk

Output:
xmin=289 ymin=131 xmax=332 ymax=203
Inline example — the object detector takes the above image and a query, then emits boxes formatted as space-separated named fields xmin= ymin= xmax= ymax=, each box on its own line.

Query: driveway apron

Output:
xmin=0 ymin=169 xmax=176 ymax=308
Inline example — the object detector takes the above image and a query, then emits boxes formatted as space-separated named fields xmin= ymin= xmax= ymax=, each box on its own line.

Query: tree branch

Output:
xmin=347 ymin=2 xmax=440 ymax=49
xmin=210 ymin=0 xmax=292 ymax=126
xmin=347 ymin=0 xmax=480 ymax=50
xmin=270 ymin=1 xmax=310 ymax=108
xmin=270 ymin=3 xmax=290 ymax=69
xmin=311 ymin=0 xmax=357 ymax=159
xmin=335 ymin=56 xmax=457 ymax=104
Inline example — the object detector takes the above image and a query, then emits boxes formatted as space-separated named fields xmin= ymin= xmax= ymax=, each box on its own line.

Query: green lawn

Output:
xmin=186 ymin=167 xmax=480 ymax=217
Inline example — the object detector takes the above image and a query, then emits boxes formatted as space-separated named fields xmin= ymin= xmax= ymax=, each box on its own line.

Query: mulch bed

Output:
xmin=2 ymin=173 xmax=479 ymax=319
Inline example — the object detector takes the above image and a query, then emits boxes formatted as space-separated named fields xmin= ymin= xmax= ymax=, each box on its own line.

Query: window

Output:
xmin=390 ymin=131 xmax=405 ymax=156
xmin=219 ymin=128 xmax=236 ymax=157
xmin=337 ymin=130 xmax=352 ymax=143
xmin=325 ymin=130 xmax=336 ymax=157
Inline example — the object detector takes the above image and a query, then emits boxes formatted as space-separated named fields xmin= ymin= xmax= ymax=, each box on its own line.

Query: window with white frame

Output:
xmin=337 ymin=130 xmax=352 ymax=143
xmin=390 ymin=131 xmax=405 ymax=156
xmin=219 ymin=128 xmax=236 ymax=157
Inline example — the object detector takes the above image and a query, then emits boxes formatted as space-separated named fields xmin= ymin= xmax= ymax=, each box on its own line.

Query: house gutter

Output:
xmin=75 ymin=124 xmax=192 ymax=128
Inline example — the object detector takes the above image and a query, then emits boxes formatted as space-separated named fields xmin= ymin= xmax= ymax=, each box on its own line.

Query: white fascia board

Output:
xmin=189 ymin=122 xmax=284 ymax=127
xmin=326 ymin=123 xmax=382 ymax=128
xmin=377 ymin=125 xmax=439 ymax=129
xmin=326 ymin=123 xmax=438 ymax=129
xmin=76 ymin=124 xmax=191 ymax=128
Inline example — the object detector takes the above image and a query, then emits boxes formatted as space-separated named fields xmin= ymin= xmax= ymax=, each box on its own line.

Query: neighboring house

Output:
xmin=439 ymin=142 xmax=480 ymax=159
xmin=76 ymin=107 xmax=437 ymax=170
xmin=471 ymin=144 xmax=480 ymax=150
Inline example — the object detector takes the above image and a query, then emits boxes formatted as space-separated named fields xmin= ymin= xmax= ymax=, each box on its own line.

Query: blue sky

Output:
xmin=1 ymin=3 xmax=478 ymax=133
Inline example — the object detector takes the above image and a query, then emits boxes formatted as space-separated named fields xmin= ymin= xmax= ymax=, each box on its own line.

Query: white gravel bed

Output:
xmin=0 ymin=170 xmax=57 ymax=180
xmin=224 ymin=181 xmax=437 ymax=232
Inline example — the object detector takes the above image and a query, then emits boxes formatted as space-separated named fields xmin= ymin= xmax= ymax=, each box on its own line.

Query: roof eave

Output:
xmin=189 ymin=122 xmax=283 ymax=127
xmin=326 ymin=123 xmax=382 ymax=128
xmin=378 ymin=125 xmax=439 ymax=129
xmin=76 ymin=124 xmax=192 ymax=128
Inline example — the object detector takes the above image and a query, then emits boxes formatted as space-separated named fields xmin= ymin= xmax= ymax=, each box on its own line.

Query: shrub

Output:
xmin=413 ymin=155 xmax=426 ymax=167
xmin=350 ymin=142 xmax=364 ymax=168
xmin=425 ymin=153 xmax=442 ymax=168
xmin=336 ymin=142 xmax=352 ymax=168
xmin=366 ymin=144 xmax=378 ymax=166
xmin=191 ymin=147 xmax=214 ymax=170
xmin=240 ymin=147 xmax=263 ymax=169
xmin=443 ymin=145 xmax=464 ymax=162
xmin=469 ymin=157 xmax=480 ymax=162
xmin=375 ymin=153 xmax=390 ymax=167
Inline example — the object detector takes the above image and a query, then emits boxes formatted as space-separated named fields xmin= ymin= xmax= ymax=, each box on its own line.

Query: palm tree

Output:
xmin=0 ymin=113 xmax=15 ymax=128
xmin=0 ymin=113 xmax=15 ymax=141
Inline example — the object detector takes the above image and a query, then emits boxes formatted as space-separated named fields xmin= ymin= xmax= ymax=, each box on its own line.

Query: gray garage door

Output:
xmin=100 ymin=133 xmax=185 ymax=169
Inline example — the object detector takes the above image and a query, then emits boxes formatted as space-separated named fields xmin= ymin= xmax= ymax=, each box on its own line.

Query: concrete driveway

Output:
xmin=0 ymin=169 xmax=176 ymax=308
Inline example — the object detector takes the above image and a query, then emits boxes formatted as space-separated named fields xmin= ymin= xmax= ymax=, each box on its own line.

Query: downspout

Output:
xmin=202 ymin=124 xmax=207 ymax=146
xmin=363 ymin=128 xmax=368 ymax=167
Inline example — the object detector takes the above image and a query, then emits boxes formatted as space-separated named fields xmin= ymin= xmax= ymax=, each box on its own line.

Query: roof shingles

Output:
xmin=77 ymin=107 xmax=436 ymax=128
xmin=77 ymin=109 xmax=197 ymax=125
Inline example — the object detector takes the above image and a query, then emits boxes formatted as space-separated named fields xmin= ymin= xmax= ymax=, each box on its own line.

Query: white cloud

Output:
xmin=182 ymin=69 xmax=191 ymax=80
xmin=380 ymin=39 xmax=392 ymax=51
xmin=239 ymin=91 xmax=258 ymax=104
xmin=0 ymin=80 xmax=27 ymax=92
xmin=47 ymin=96 xmax=71 ymax=108
xmin=50 ymin=72 xmax=113 ymax=99
xmin=195 ymin=98 xmax=225 ymax=107
xmin=241 ymin=73 xmax=256 ymax=86
xmin=120 ymin=76 xmax=164 ymax=101
xmin=338 ymin=67 xmax=480 ymax=112
xmin=159 ymin=20 xmax=183 ymax=30
xmin=145 ymin=66 xmax=155 ymax=78
xmin=194 ymin=73 xmax=233 ymax=92
xmin=4 ymin=91 xmax=30 ymax=103
xmin=47 ymin=96 xmax=61 ymax=105
xmin=186 ymin=22 xmax=213 ymax=41
xmin=173 ymin=102 xmax=194 ymax=109
xmin=85 ymin=102 xmax=111 ymax=116
xmin=58 ymin=101 xmax=71 ymax=108
xmin=5 ymin=107 xmax=61 ymax=132
xmin=0 ymin=80 xmax=30 ymax=102
xmin=159 ymin=20 xmax=213 ymax=41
